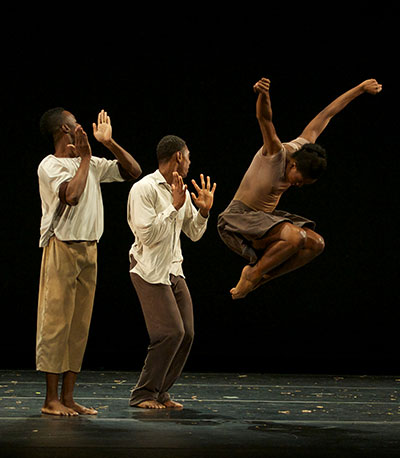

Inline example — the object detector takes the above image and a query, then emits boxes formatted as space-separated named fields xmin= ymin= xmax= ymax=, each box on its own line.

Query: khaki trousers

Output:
xmin=129 ymin=267 xmax=194 ymax=406
xmin=36 ymin=237 xmax=97 ymax=374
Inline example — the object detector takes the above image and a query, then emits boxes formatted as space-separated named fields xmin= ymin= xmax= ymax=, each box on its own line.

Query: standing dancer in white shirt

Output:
xmin=37 ymin=108 xmax=142 ymax=416
xmin=127 ymin=135 xmax=216 ymax=409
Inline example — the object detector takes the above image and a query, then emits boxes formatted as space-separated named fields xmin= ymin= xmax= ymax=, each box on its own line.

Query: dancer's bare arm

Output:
xmin=254 ymin=78 xmax=283 ymax=157
xmin=301 ymin=79 xmax=382 ymax=143
xmin=93 ymin=109 xmax=142 ymax=179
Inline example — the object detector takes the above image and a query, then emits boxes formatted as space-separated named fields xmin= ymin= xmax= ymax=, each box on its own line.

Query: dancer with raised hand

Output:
xmin=218 ymin=77 xmax=382 ymax=300
xmin=37 ymin=108 xmax=142 ymax=415
xmin=127 ymin=135 xmax=216 ymax=409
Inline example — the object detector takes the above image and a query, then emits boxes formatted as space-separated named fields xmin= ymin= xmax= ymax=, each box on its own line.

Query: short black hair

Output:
xmin=39 ymin=107 xmax=65 ymax=143
xmin=292 ymin=143 xmax=327 ymax=180
xmin=156 ymin=135 xmax=186 ymax=164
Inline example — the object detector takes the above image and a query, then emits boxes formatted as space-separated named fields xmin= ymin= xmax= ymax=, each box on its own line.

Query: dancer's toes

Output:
xmin=136 ymin=400 xmax=166 ymax=409
xmin=230 ymin=287 xmax=247 ymax=300
xmin=74 ymin=404 xmax=98 ymax=415
xmin=41 ymin=400 xmax=79 ymax=416
xmin=62 ymin=400 xmax=98 ymax=415
xmin=163 ymin=400 xmax=183 ymax=409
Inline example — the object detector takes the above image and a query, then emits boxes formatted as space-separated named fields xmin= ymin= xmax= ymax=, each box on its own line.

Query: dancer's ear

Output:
xmin=61 ymin=124 xmax=71 ymax=134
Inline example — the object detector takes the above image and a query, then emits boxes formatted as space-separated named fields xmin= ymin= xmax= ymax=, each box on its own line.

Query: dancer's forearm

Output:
xmin=301 ymin=79 xmax=382 ymax=143
xmin=103 ymin=138 xmax=142 ymax=179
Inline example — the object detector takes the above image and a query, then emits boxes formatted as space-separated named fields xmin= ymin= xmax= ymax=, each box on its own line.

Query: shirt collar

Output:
xmin=154 ymin=169 xmax=172 ymax=191
xmin=154 ymin=169 xmax=167 ymax=184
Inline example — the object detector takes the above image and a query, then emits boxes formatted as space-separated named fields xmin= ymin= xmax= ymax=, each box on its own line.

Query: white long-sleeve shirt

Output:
xmin=127 ymin=169 xmax=208 ymax=285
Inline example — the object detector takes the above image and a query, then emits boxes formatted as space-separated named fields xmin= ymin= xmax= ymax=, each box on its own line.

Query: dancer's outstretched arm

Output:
xmin=93 ymin=109 xmax=142 ymax=179
xmin=253 ymin=78 xmax=283 ymax=157
xmin=301 ymin=79 xmax=382 ymax=143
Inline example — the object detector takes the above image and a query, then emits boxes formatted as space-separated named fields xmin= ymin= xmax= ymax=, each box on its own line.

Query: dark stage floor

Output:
xmin=0 ymin=370 xmax=399 ymax=457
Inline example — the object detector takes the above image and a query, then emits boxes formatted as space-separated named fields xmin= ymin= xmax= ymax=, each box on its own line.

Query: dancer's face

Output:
xmin=287 ymin=163 xmax=316 ymax=188
xmin=177 ymin=147 xmax=191 ymax=178
xmin=62 ymin=111 xmax=80 ymax=144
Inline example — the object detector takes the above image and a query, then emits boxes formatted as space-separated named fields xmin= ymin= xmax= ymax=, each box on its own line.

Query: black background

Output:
xmin=1 ymin=10 xmax=398 ymax=375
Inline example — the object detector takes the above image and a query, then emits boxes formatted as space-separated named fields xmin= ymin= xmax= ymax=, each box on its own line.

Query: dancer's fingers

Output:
xmin=191 ymin=179 xmax=201 ymax=193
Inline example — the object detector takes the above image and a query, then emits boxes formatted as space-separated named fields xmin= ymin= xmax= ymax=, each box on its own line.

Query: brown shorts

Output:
xmin=217 ymin=200 xmax=315 ymax=264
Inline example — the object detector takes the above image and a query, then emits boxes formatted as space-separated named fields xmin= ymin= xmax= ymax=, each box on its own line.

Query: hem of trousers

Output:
xmin=129 ymin=391 xmax=171 ymax=407
xmin=36 ymin=364 xmax=82 ymax=374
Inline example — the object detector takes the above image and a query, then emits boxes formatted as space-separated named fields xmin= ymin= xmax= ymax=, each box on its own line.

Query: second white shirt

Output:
xmin=127 ymin=169 xmax=208 ymax=285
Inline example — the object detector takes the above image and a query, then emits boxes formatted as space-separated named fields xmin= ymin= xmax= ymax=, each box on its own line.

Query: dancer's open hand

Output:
xmin=191 ymin=174 xmax=217 ymax=218
xmin=172 ymin=172 xmax=187 ymax=211
xmin=93 ymin=109 xmax=112 ymax=144
xmin=71 ymin=126 xmax=91 ymax=159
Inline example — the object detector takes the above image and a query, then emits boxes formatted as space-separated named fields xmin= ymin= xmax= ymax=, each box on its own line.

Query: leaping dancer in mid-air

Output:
xmin=217 ymin=77 xmax=382 ymax=300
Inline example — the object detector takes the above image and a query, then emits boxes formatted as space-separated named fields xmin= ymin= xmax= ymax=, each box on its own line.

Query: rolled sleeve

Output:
xmin=38 ymin=160 xmax=73 ymax=197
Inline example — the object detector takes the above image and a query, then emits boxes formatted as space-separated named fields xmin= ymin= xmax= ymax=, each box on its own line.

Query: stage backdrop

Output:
xmin=1 ymin=18 xmax=397 ymax=375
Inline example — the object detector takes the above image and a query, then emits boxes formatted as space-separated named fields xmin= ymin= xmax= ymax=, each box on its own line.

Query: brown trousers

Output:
xmin=36 ymin=237 xmax=97 ymax=374
xmin=129 ymin=265 xmax=194 ymax=406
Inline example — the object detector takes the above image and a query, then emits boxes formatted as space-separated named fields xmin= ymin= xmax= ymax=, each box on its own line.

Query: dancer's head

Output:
xmin=40 ymin=108 xmax=78 ymax=145
xmin=286 ymin=143 xmax=327 ymax=187
xmin=156 ymin=135 xmax=191 ymax=177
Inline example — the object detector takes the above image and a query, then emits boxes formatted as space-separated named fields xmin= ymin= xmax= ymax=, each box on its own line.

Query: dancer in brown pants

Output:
xmin=129 ymin=261 xmax=194 ymax=407
xmin=127 ymin=135 xmax=216 ymax=409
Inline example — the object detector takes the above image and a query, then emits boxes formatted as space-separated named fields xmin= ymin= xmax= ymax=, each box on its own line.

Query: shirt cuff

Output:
xmin=196 ymin=209 xmax=209 ymax=223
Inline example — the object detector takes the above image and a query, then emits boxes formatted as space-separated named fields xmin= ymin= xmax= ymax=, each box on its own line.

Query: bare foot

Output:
xmin=163 ymin=400 xmax=183 ymax=409
xmin=62 ymin=400 xmax=98 ymax=415
xmin=230 ymin=265 xmax=260 ymax=300
xmin=41 ymin=399 xmax=78 ymax=416
xmin=136 ymin=400 xmax=166 ymax=409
